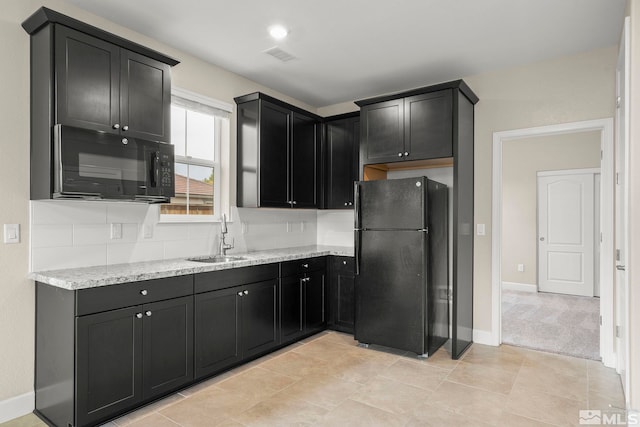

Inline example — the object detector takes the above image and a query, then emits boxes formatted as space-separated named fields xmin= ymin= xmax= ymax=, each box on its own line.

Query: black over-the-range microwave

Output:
xmin=53 ymin=125 xmax=175 ymax=203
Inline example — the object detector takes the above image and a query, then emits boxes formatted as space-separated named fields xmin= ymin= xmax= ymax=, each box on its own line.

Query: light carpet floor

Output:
xmin=502 ymin=289 xmax=600 ymax=360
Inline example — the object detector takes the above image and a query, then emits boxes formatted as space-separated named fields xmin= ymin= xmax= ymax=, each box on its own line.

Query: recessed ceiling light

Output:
xmin=269 ymin=25 xmax=288 ymax=40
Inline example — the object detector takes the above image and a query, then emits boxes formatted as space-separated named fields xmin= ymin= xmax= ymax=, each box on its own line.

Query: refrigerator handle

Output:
xmin=354 ymin=181 xmax=361 ymax=230
xmin=354 ymin=229 xmax=361 ymax=276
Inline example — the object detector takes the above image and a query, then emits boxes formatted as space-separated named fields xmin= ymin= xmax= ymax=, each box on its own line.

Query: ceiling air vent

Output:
xmin=263 ymin=46 xmax=297 ymax=62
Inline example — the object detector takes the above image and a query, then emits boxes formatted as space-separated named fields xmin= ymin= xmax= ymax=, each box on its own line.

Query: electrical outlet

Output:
xmin=286 ymin=222 xmax=292 ymax=232
xmin=517 ymin=264 xmax=525 ymax=272
xmin=110 ymin=223 xmax=123 ymax=240
xmin=241 ymin=222 xmax=248 ymax=234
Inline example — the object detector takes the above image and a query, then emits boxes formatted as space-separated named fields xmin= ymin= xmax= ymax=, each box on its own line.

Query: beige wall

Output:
xmin=626 ymin=0 xmax=640 ymax=410
xmin=0 ymin=0 xmax=320 ymax=404
xmin=501 ymin=131 xmax=601 ymax=285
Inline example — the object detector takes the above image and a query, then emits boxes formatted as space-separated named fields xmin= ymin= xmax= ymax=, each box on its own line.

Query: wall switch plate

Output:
xmin=110 ymin=223 xmax=122 ymax=240
xmin=286 ymin=222 xmax=292 ymax=233
xmin=3 ymin=224 xmax=20 ymax=244
xmin=517 ymin=264 xmax=525 ymax=272
xmin=241 ymin=222 xmax=248 ymax=234
xmin=143 ymin=224 xmax=153 ymax=239
xmin=477 ymin=224 xmax=486 ymax=236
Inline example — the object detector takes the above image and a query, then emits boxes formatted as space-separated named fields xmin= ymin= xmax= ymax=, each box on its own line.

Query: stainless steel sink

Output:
xmin=187 ymin=255 xmax=247 ymax=263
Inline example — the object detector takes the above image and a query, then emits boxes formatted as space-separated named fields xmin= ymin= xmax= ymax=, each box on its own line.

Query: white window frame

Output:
xmin=160 ymin=87 xmax=232 ymax=223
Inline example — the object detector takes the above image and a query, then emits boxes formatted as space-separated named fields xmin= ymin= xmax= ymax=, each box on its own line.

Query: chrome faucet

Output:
xmin=219 ymin=213 xmax=234 ymax=256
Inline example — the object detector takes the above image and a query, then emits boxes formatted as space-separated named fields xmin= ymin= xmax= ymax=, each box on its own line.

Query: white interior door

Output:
xmin=615 ymin=16 xmax=629 ymax=395
xmin=538 ymin=171 xmax=595 ymax=297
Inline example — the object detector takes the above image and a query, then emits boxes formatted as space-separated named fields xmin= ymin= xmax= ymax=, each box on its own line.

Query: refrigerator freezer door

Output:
xmin=355 ymin=229 xmax=427 ymax=354
xmin=357 ymin=178 xmax=426 ymax=230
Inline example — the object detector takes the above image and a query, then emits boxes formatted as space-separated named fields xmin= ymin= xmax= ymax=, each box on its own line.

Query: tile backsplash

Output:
xmin=29 ymin=201 xmax=352 ymax=272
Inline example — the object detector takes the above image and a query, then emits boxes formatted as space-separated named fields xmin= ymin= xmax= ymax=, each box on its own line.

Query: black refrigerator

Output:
xmin=354 ymin=177 xmax=449 ymax=356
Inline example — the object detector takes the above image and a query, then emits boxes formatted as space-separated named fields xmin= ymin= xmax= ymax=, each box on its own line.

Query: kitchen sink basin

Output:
xmin=187 ymin=255 xmax=247 ymax=263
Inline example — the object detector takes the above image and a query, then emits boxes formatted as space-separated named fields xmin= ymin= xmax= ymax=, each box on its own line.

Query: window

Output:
xmin=160 ymin=89 xmax=231 ymax=221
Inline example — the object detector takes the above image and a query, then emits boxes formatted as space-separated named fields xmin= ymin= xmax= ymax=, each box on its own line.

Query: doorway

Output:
xmin=491 ymin=118 xmax=615 ymax=366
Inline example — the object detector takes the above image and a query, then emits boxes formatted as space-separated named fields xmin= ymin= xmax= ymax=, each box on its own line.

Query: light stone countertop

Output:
xmin=29 ymin=245 xmax=354 ymax=290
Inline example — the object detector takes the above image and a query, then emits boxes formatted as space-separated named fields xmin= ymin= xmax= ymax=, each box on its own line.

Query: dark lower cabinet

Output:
xmin=280 ymin=258 xmax=326 ymax=344
xmin=75 ymin=295 xmax=193 ymax=426
xmin=76 ymin=306 xmax=142 ymax=427
xmin=195 ymin=287 xmax=242 ymax=378
xmin=194 ymin=279 xmax=279 ymax=380
xmin=328 ymin=256 xmax=355 ymax=334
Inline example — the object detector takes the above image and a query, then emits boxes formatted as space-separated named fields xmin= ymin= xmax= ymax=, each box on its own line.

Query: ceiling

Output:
xmin=68 ymin=0 xmax=626 ymax=108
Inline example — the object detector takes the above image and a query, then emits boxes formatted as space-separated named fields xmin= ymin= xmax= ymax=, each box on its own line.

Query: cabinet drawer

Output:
xmin=281 ymin=257 xmax=326 ymax=277
xmin=195 ymin=264 xmax=279 ymax=294
xmin=76 ymin=275 xmax=193 ymax=316
xmin=332 ymin=256 xmax=355 ymax=275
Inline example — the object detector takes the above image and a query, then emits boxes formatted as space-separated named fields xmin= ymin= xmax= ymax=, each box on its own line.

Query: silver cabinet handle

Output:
xmin=344 ymin=202 xmax=348 ymax=206
xmin=122 ymin=125 xmax=129 ymax=131
xmin=145 ymin=311 xmax=152 ymax=317
xmin=617 ymin=265 xmax=626 ymax=271
xmin=348 ymin=202 xmax=353 ymax=206
xmin=302 ymin=263 xmax=309 ymax=268
xmin=292 ymin=201 xmax=297 ymax=205
xmin=398 ymin=152 xmax=403 ymax=157
xmin=238 ymin=291 xmax=243 ymax=296
xmin=244 ymin=290 xmax=249 ymax=295
xmin=122 ymin=138 xmax=129 ymax=145
xmin=404 ymin=152 xmax=409 ymax=156
xmin=113 ymin=123 xmax=120 ymax=129
xmin=136 ymin=313 xmax=142 ymax=319
xmin=140 ymin=290 xmax=148 ymax=296
xmin=343 ymin=260 xmax=347 ymax=265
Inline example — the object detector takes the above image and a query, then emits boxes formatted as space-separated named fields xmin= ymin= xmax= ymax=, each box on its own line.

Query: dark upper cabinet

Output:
xmin=358 ymin=87 xmax=461 ymax=165
xmin=360 ymin=99 xmax=404 ymax=163
xmin=404 ymin=91 xmax=453 ymax=159
xmin=55 ymin=26 xmax=171 ymax=142
xmin=120 ymin=49 xmax=171 ymax=142
xmin=235 ymin=92 xmax=320 ymax=209
xmin=292 ymin=113 xmax=319 ymax=208
xmin=76 ymin=306 xmax=143 ymax=427
xmin=55 ymin=25 xmax=120 ymax=134
xmin=324 ymin=113 xmax=359 ymax=209
xmin=328 ymin=256 xmax=355 ymax=334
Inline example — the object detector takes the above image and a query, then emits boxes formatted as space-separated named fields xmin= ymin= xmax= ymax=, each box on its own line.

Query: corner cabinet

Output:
xmin=235 ymin=92 xmax=321 ymax=208
xmin=323 ymin=113 xmax=360 ymax=209
xmin=22 ymin=7 xmax=178 ymax=200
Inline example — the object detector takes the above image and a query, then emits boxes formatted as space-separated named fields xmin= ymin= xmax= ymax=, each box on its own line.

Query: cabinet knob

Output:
xmin=122 ymin=125 xmax=129 ymax=131
xmin=344 ymin=202 xmax=348 ymax=206
xmin=343 ymin=261 xmax=347 ymax=265
xmin=348 ymin=202 xmax=353 ymax=206
xmin=122 ymin=138 xmax=129 ymax=145
xmin=140 ymin=290 xmax=148 ymax=296
xmin=135 ymin=313 xmax=142 ymax=319
xmin=302 ymin=263 xmax=309 ymax=268
xmin=243 ymin=290 xmax=249 ymax=295
xmin=398 ymin=152 xmax=403 ymax=157
xmin=292 ymin=201 xmax=297 ymax=205
xmin=238 ymin=291 xmax=243 ymax=296
xmin=404 ymin=152 xmax=409 ymax=156
xmin=113 ymin=123 xmax=120 ymax=130
xmin=145 ymin=311 xmax=152 ymax=317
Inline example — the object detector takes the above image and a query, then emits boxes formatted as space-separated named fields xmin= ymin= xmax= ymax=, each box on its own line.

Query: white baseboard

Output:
xmin=473 ymin=329 xmax=495 ymax=346
xmin=0 ymin=391 xmax=34 ymax=423
xmin=502 ymin=281 xmax=537 ymax=293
